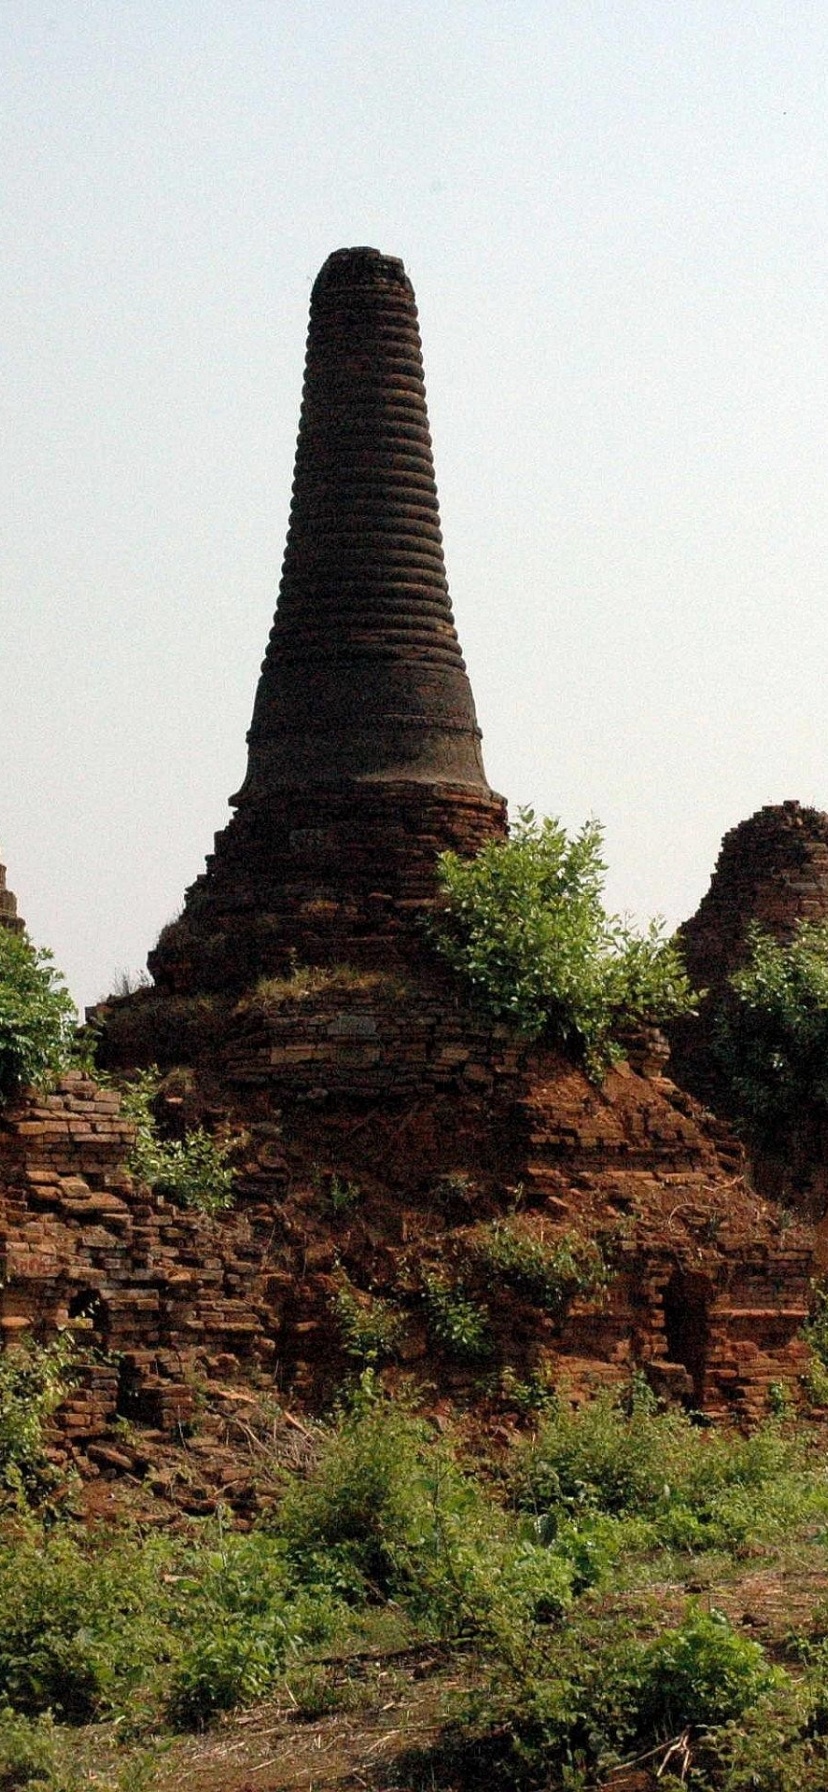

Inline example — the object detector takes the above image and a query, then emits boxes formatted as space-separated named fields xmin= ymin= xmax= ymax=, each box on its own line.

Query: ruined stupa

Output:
xmin=86 ymin=257 xmax=816 ymax=1428
xmin=0 ymin=859 xmax=24 ymax=936
xmin=671 ymin=801 xmax=828 ymax=1108
xmin=150 ymin=248 xmax=506 ymax=995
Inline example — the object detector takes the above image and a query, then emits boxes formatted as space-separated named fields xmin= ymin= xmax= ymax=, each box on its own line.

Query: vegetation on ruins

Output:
xmin=434 ymin=810 xmax=695 ymax=1072
xmin=470 ymin=1219 xmax=611 ymax=1318
xmin=332 ymin=1281 xmax=404 ymax=1366
xmin=119 ymin=1069 xmax=237 ymax=1215
xmin=239 ymin=964 xmax=410 ymax=1014
xmin=421 ymin=1274 xmax=494 ymax=1363
xmin=714 ymin=920 xmax=828 ymax=1142
xmin=0 ymin=929 xmax=78 ymax=1101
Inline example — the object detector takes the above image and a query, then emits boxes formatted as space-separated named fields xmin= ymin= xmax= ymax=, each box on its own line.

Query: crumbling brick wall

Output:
xmin=0 ymin=1073 xmax=278 ymax=1441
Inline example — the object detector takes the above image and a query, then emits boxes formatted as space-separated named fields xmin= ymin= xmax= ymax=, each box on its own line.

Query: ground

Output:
xmin=22 ymin=1397 xmax=828 ymax=1792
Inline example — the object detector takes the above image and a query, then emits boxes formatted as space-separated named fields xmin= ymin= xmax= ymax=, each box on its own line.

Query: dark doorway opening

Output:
xmin=663 ymin=1270 xmax=710 ymax=1406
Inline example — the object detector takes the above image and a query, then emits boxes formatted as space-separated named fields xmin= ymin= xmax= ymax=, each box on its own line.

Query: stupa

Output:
xmin=0 ymin=859 xmax=24 ymax=936
xmin=671 ymin=801 xmax=828 ymax=1108
xmin=150 ymin=248 xmax=506 ymax=994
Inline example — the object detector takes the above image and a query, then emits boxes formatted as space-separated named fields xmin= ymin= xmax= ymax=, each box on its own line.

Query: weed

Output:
xmin=332 ymin=1283 xmax=403 ymax=1366
xmin=801 ymin=1356 xmax=828 ymax=1407
xmin=497 ymin=1363 xmax=558 ymax=1416
xmin=238 ymin=965 xmax=409 ymax=1014
xmin=329 ymin=1175 xmax=362 ymax=1216
xmin=422 ymin=1276 xmax=493 ymax=1364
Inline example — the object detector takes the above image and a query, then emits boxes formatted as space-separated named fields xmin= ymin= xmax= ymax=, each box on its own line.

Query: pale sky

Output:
xmin=2 ymin=2 xmax=827 ymax=1008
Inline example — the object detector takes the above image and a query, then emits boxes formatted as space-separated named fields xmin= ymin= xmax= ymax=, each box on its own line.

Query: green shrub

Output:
xmin=472 ymin=1222 xmax=610 ymax=1318
xmin=276 ymin=1396 xmax=444 ymax=1602
xmin=0 ymin=1335 xmax=77 ymax=1502
xmin=118 ymin=1071 xmax=236 ymax=1215
xmin=715 ymin=921 xmax=828 ymax=1142
xmin=166 ymin=1530 xmax=340 ymax=1728
xmin=0 ymin=1518 xmax=344 ymax=1734
xmin=275 ymin=1392 xmax=579 ymax=1662
xmin=0 ymin=1706 xmax=62 ymax=1789
xmin=0 ymin=1529 xmax=176 ymax=1721
xmin=709 ymin=1676 xmax=828 ymax=1792
xmin=433 ymin=810 xmax=694 ymax=1072
xmin=0 ymin=933 xmax=77 ymax=1103
xmin=804 ymin=1280 xmax=828 ymax=1369
xmin=422 ymin=1276 xmax=493 ymax=1363
xmin=633 ymin=1606 xmax=778 ymax=1737
xmin=513 ymin=1385 xmax=809 ymax=1553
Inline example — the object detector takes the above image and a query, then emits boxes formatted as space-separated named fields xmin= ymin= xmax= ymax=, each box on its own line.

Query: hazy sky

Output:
xmin=3 ymin=2 xmax=827 ymax=1008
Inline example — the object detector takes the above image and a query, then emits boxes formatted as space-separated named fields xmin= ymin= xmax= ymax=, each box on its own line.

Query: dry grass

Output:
xmin=237 ymin=966 xmax=411 ymax=1014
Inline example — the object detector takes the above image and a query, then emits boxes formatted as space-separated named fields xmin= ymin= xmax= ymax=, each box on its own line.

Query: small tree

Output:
xmin=0 ymin=931 xmax=78 ymax=1102
xmin=433 ymin=810 xmax=694 ymax=1073
xmin=714 ymin=920 xmax=828 ymax=1142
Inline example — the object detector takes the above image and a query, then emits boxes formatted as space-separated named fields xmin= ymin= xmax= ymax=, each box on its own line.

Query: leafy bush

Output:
xmin=633 ymin=1606 xmax=778 ymax=1737
xmin=0 ymin=1528 xmax=176 ymax=1721
xmin=422 ymin=1276 xmax=493 ymax=1363
xmin=512 ymin=1384 xmax=809 ymax=1553
xmin=166 ymin=1530 xmax=341 ymax=1728
xmin=471 ymin=1222 xmax=610 ymax=1318
xmin=119 ymin=1070 xmax=237 ymax=1215
xmin=715 ymin=921 xmax=828 ymax=1141
xmin=709 ymin=1675 xmax=828 ymax=1792
xmin=0 ymin=1707 xmax=65 ymax=1791
xmin=433 ymin=810 xmax=694 ymax=1072
xmin=0 ymin=1518 xmax=344 ymax=1734
xmin=275 ymin=1391 xmax=573 ymax=1650
xmin=0 ymin=932 xmax=77 ymax=1103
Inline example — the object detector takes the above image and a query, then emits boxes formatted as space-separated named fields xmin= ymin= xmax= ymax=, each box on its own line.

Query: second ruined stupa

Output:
xmin=670 ymin=801 xmax=828 ymax=1108
xmin=150 ymin=249 xmax=506 ymax=993
xmin=0 ymin=860 xmax=24 ymax=936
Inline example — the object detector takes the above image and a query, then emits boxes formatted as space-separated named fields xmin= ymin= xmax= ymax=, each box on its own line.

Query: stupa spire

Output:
xmin=239 ymin=246 xmax=488 ymax=795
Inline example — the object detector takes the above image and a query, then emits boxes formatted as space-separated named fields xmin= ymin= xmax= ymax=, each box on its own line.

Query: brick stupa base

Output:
xmin=149 ymin=780 xmax=506 ymax=994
